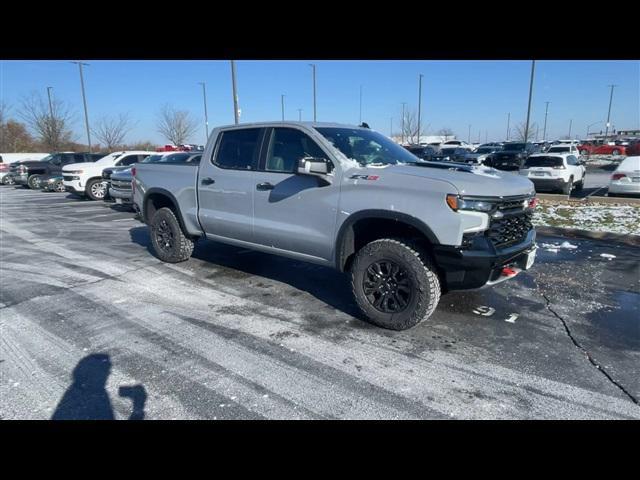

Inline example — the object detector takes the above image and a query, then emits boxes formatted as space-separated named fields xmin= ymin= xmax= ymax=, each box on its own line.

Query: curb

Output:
xmin=536 ymin=226 xmax=640 ymax=247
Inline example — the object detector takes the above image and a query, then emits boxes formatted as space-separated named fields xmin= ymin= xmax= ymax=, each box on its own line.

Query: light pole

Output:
xmin=506 ymin=112 xmax=511 ymax=141
xmin=297 ymin=109 xmax=302 ymax=121
xmin=568 ymin=119 xmax=572 ymax=139
xmin=70 ymin=61 xmax=91 ymax=153
xmin=46 ymin=87 xmax=55 ymax=149
xmin=401 ymin=102 xmax=407 ymax=144
xmin=309 ymin=63 xmax=317 ymax=122
xmin=468 ymin=124 xmax=471 ymax=144
xmin=230 ymin=61 xmax=240 ymax=124
xmin=542 ymin=101 xmax=550 ymax=141
xmin=198 ymin=82 xmax=209 ymax=140
xmin=603 ymin=84 xmax=617 ymax=142
xmin=281 ymin=94 xmax=286 ymax=121
xmin=417 ymin=74 xmax=423 ymax=144
xmin=359 ymin=85 xmax=363 ymax=124
xmin=524 ymin=60 xmax=536 ymax=144
xmin=485 ymin=131 xmax=488 ymax=143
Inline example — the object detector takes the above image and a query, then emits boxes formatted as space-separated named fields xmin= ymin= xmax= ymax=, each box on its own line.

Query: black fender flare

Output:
xmin=334 ymin=209 xmax=440 ymax=271
xmin=142 ymin=187 xmax=191 ymax=236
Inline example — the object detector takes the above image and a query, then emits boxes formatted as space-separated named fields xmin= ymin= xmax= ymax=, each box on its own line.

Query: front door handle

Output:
xmin=201 ymin=177 xmax=215 ymax=185
xmin=256 ymin=182 xmax=275 ymax=191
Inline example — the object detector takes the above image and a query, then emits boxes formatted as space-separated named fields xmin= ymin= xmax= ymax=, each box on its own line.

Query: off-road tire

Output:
xmin=27 ymin=174 xmax=43 ymax=190
xmin=86 ymin=178 xmax=107 ymax=201
xmin=350 ymin=238 xmax=441 ymax=330
xmin=149 ymin=207 xmax=194 ymax=263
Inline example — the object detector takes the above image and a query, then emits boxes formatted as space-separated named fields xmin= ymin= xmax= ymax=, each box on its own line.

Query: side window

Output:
xmin=567 ymin=156 xmax=576 ymax=165
xmin=265 ymin=128 xmax=328 ymax=173
xmin=117 ymin=155 xmax=140 ymax=166
xmin=159 ymin=153 xmax=190 ymax=164
xmin=50 ymin=156 xmax=62 ymax=166
xmin=214 ymin=128 xmax=261 ymax=170
xmin=72 ymin=154 xmax=85 ymax=163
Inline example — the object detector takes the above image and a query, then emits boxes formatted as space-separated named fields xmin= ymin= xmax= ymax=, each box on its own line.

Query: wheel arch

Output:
xmin=143 ymin=187 xmax=193 ymax=238
xmin=334 ymin=210 xmax=440 ymax=272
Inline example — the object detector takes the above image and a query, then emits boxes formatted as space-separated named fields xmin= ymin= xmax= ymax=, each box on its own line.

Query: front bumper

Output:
xmin=109 ymin=186 xmax=132 ymax=203
xmin=433 ymin=229 xmax=536 ymax=291
xmin=528 ymin=177 xmax=568 ymax=191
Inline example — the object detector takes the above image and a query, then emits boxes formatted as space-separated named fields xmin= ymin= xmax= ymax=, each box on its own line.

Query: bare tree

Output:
xmin=92 ymin=113 xmax=136 ymax=150
xmin=437 ymin=128 xmax=455 ymax=142
xmin=514 ymin=122 xmax=538 ymax=142
xmin=0 ymin=101 xmax=9 ymax=126
xmin=18 ymin=92 xmax=75 ymax=150
xmin=156 ymin=104 xmax=198 ymax=146
xmin=399 ymin=107 xmax=428 ymax=144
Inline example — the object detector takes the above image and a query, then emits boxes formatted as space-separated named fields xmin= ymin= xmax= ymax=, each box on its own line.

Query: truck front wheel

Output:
xmin=350 ymin=238 xmax=441 ymax=330
xmin=149 ymin=207 xmax=194 ymax=263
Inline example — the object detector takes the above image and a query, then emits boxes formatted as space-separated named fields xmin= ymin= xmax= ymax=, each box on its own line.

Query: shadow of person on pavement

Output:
xmin=51 ymin=353 xmax=147 ymax=420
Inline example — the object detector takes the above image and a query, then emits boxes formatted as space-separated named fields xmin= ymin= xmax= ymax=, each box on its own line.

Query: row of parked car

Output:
xmin=401 ymin=139 xmax=640 ymax=195
xmin=0 ymin=145 xmax=204 ymax=207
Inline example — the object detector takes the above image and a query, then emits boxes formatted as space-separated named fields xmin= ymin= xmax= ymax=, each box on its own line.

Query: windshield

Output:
xmin=525 ymin=156 xmax=563 ymax=167
xmin=141 ymin=154 xmax=165 ymax=163
xmin=503 ymin=143 xmax=527 ymax=151
xmin=548 ymin=146 xmax=570 ymax=153
xmin=95 ymin=153 xmax=122 ymax=165
xmin=315 ymin=127 xmax=419 ymax=166
xmin=476 ymin=147 xmax=496 ymax=154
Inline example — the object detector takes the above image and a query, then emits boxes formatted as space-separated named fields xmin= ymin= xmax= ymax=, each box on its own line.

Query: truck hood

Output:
xmin=111 ymin=168 xmax=133 ymax=181
xmin=370 ymin=163 xmax=535 ymax=197
xmin=62 ymin=162 xmax=101 ymax=172
xmin=11 ymin=160 xmax=46 ymax=167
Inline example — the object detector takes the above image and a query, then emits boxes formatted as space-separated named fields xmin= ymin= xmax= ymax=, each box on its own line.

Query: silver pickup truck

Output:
xmin=133 ymin=122 xmax=537 ymax=330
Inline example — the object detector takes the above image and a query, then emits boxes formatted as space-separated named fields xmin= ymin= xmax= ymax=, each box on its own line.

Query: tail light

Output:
xmin=131 ymin=167 xmax=136 ymax=177
xmin=612 ymin=173 xmax=627 ymax=180
xmin=552 ymin=165 xmax=566 ymax=169
xmin=528 ymin=197 xmax=538 ymax=209
xmin=0 ymin=164 xmax=7 ymax=172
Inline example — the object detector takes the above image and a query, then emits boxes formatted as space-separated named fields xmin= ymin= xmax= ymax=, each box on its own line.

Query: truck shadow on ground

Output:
xmin=128 ymin=226 xmax=364 ymax=320
xmin=51 ymin=353 xmax=147 ymax=420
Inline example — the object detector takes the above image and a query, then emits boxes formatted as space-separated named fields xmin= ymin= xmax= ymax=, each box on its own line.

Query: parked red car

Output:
xmin=578 ymin=142 xmax=627 ymax=156
xmin=625 ymin=140 xmax=640 ymax=156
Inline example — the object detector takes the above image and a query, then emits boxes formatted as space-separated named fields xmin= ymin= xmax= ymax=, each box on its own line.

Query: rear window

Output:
xmin=548 ymin=146 xmax=571 ymax=153
xmin=525 ymin=156 xmax=564 ymax=167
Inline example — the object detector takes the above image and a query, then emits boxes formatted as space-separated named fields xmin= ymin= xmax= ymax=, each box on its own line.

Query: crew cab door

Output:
xmin=197 ymin=127 xmax=263 ymax=242
xmin=252 ymin=127 xmax=340 ymax=261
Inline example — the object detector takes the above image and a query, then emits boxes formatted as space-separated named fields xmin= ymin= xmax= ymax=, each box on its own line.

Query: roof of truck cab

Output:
xmin=213 ymin=121 xmax=367 ymax=130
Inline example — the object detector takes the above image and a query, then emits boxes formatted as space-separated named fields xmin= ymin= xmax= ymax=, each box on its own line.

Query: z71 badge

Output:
xmin=349 ymin=174 xmax=380 ymax=181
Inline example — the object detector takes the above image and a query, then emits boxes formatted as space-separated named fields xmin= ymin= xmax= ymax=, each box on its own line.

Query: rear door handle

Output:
xmin=201 ymin=177 xmax=215 ymax=185
xmin=256 ymin=182 xmax=275 ymax=191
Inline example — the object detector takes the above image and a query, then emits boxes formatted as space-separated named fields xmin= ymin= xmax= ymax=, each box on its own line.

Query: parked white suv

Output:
xmin=519 ymin=153 xmax=586 ymax=194
xmin=62 ymin=151 xmax=154 ymax=200
xmin=546 ymin=144 xmax=582 ymax=156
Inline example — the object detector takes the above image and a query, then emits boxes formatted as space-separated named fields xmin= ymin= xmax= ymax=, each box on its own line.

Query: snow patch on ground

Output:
xmin=533 ymin=202 xmax=640 ymax=236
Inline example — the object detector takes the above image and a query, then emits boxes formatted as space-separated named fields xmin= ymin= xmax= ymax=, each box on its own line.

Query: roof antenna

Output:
xmin=360 ymin=122 xmax=370 ymax=129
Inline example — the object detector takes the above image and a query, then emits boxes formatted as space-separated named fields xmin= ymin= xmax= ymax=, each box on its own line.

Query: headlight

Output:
xmin=446 ymin=195 xmax=494 ymax=212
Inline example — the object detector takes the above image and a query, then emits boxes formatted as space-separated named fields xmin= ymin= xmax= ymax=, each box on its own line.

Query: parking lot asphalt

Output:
xmin=1 ymin=186 xmax=638 ymax=419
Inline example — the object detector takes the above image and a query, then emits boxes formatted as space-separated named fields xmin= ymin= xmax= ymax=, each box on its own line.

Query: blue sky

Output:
xmin=1 ymin=60 xmax=638 ymax=145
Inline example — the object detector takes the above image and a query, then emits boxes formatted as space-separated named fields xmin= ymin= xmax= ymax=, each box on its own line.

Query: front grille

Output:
xmin=111 ymin=180 xmax=132 ymax=190
xmin=488 ymin=211 xmax=533 ymax=248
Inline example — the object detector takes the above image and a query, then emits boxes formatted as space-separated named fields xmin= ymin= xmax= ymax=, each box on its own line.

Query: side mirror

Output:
xmin=298 ymin=157 xmax=328 ymax=176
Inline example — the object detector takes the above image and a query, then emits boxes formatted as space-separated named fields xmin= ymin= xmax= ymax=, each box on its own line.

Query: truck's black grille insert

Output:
xmin=63 ymin=176 xmax=74 ymax=182
xmin=488 ymin=212 xmax=533 ymax=248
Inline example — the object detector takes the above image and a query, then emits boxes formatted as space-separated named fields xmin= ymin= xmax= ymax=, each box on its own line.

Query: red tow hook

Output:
xmin=501 ymin=267 xmax=518 ymax=277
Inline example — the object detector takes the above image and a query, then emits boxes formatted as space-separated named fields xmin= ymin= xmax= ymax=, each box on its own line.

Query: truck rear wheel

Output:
xmin=149 ymin=207 xmax=194 ymax=263
xmin=350 ymin=238 xmax=441 ymax=330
